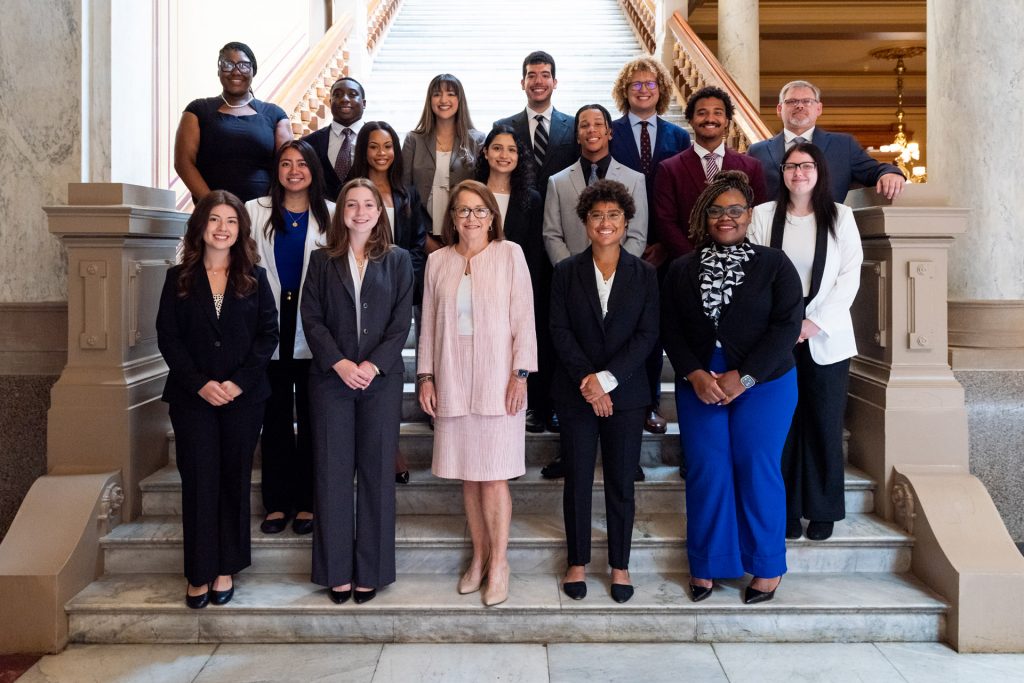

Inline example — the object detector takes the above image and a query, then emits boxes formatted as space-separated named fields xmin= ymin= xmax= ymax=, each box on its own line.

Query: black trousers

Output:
xmin=170 ymin=399 xmax=264 ymax=586
xmin=310 ymin=370 xmax=402 ymax=589
xmin=529 ymin=276 xmax=555 ymax=418
xmin=558 ymin=402 xmax=645 ymax=570
xmin=782 ymin=342 xmax=851 ymax=523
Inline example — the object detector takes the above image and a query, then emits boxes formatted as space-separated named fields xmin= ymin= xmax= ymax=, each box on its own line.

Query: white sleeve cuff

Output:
xmin=596 ymin=370 xmax=618 ymax=394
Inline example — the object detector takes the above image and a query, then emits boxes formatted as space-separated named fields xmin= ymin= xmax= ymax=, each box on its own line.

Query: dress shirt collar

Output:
xmin=579 ymin=155 xmax=612 ymax=180
xmin=784 ymin=127 xmax=815 ymax=147
xmin=331 ymin=119 xmax=364 ymax=138
xmin=627 ymin=111 xmax=657 ymax=129
xmin=693 ymin=141 xmax=726 ymax=159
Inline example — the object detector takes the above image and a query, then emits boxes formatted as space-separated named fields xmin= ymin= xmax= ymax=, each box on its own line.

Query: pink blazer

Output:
xmin=418 ymin=240 xmax=537 ymax=417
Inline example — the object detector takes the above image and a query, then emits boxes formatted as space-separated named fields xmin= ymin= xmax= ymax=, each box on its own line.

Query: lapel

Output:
xmin=653 ymin=117 xmax=675 ymax=163
xmin=717 ymin=245 xmax=760 ymax=325
xmin=808 ymin=221 xmax=829 ymax=301
xmin=424 ymin=131 xmax=438 ymax=167
xmin=568 ymin=161 xmax=587 ymax=197
xmin=811 ymin=128 xmax=833 ymax=154
xmin=390 ymin=191 xmax=406 ymax=246
xmin=575 ymin=250 xmax=605 ymax=329
xmin=194 ymin=268 xmax=222 ymax=332
xmin=603 ymin=250 xmax=632 ymax=331
xmin=513 ymin=110 xmax=531 ymax=143
xmin=682 ymin=148 xmax=707 ymax=190
xmin=614 ymin=116 xmax=641 ymax=169
xmin=769 ymin=133 xmax=786 ymax=168
xmin=549 ymin=109 xmax=572 ymax=147
xmin=331 ymin=253 xmax=357 ymax=310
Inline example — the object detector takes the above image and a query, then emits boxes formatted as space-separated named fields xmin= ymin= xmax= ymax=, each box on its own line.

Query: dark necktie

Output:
xmin=334 ymin=128 xmax=354 ymax=182
xmin=588 ymin=162 xmax=599 ymax=186
xmin=534 ymin=114 xmax=548 ymax=167
xmin=639 ymin=121 xmax=652 ymax=175
xmin=703 ymin=152 xmax=719 ymax=183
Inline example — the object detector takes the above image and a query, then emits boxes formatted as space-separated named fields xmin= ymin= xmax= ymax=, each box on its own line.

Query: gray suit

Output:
xmin=542 ymin=159 xmax=649 ymax=265
xmin=401 ymin=129 xmax=485 ymax=214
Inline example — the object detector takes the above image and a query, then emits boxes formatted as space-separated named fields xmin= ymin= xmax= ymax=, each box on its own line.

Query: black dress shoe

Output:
xmin=353 ymin=588 xmax=377 ymax=604
xmin=644 ymin=410 xmax=668 ymax=434
xmin=292 ymin=517 xmax=314 ymax=535
xmin=786 ymin=518 xmax=803 ymax=540
xmin=540 ymin=456 xmax=566 ymax=480
xmin=260 ymin=515 xmax=289 ymax=534
xmin=743 ymin=578 xmax=781 ymax=604
xmin=688 ymin=582 xmax=713 ymax=603
xmin=678 ymin=465 xmax=687 ymax=480
xmin=611 ymin=583 xmax=634 ymax=603
xmin=546 ymin=412 xmax=561 ymax=433
xmin=525 ymin=409 xmax=545 ymax=433
xmin=395 ymin=470 xmax=410 ymax=485
xmin=329 ymin=587 xmax=352 ymax=604
xmin=806 ymin=520 xmax=834 ymax=540
xmin=185 ymin=585 xmax=210 ymax=609
xmin=562 ymin=581 xmax=587 ymax=600
xmin=210 ymin=584 xmax=234 ymax=606
xmin=634 ymin=465 xmax=646 ymax=482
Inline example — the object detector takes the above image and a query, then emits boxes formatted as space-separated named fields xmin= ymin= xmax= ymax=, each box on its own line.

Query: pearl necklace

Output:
xmin=220 ymin=92 xmax=254 ymax=109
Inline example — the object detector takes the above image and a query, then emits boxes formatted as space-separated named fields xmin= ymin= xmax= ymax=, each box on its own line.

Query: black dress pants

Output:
xmin=558 ymin=402 xmax=645 ymax=570
xmin=782 ymin=342 xmax=850 ymax=523
xmin=170 ymin=399 xmax=264 ymax=586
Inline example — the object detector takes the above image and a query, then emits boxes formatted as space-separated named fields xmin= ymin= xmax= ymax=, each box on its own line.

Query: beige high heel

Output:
xmin=483 ymin=563 xmax=510 ymax=606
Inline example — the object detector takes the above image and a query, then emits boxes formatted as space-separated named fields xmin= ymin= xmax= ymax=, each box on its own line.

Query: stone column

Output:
xmin=656 ymin=0 xmax=688 ymax=67
xmin=717 ymin=0 xmax=759 ymax=107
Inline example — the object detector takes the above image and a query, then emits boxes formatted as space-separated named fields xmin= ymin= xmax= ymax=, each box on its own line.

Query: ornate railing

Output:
xmin=619 ymin=0 xmax=656 ymax=53
xmin=368 ymin=0 xmax=403 ymax=54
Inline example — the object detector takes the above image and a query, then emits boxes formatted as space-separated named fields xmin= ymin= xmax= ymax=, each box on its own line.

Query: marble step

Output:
xmin=141 ymin=463 xmax=874 ymax=518
xmin=65 ymin=571 xmax=946 ymax=644
xmin=101 ymin=512 xmax=908 ymax=576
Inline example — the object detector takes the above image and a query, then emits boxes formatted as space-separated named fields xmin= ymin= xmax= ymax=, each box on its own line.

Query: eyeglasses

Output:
xmin=781 ymin=161 xmax=817 ymax=173
xmin=587 ymin=210 xmax=625 ymax=223
xmin=706 ymin=205 xmax=749 ymax=219
xmin=218 ymin=59 xmax=253 ymax=75
xmin=782 ymin=98 xmax=817 ymax=107
xmin=452 ymin=206 xmax=492 ymax=219
xmin=629 ymin=81 xmax=658 ymax=92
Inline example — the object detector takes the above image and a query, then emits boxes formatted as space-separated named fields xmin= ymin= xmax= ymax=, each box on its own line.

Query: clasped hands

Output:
xmin=333 ymin=358 xmax=379 ymax=391
xmin=686 ymin=369 xmax=747 ymax=406
xmin=417 ymin=372 xmax=527 ymax=418
xmin=198 ymin=380 xmax=242 ymax=406
xmin=580 ymin=373 xmax=613 ymax=417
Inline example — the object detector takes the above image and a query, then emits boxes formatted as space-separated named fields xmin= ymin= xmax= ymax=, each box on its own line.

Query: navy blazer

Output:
xmin=494 ymin=108 xmax=579 ymax=201
xmin=301 ymin=126 xmax=344 ymax=202
xmin=748 ymin=128 xmax=905 ymax=202
xmin=390 ymin=185 xmax=428 ymax=305
xmin=156 ymin=265 xmax=279 ymax=408
xmin=300 ymin=247 xmax=414 ymax=385
xmin=549 ymin=248 xmax=659 ymax=411
xmin=661 ymin=244 xmax=803 ymax=384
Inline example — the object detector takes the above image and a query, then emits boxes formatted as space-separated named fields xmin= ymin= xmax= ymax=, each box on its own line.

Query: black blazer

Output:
xmin=502 ymin=188 xmax=548 ymax=291
xmin=300 ymin=246 xmax=414 ymax=384
xmin=550 ymin=248 xmax=659 ymax=411
xmin=494 ymin=108 xmax=578 ymax=201
xmin=301 ymin=126 xmax=344 ymax=202
xmin=661 ymin=243 xmax=803 ymax=384
xmin=390 ymin=185 xmax=428 ymax=305
xmin=156 ymin=265 xmax=279 ymax=407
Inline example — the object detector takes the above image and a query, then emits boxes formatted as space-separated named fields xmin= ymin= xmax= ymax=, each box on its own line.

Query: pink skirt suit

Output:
xmin=418 ymin=239 xmax=538 ymax=481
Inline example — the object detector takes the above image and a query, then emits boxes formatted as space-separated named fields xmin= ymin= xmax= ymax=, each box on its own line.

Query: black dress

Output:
xmin=185 ymin=97 xmax=288 ymax=203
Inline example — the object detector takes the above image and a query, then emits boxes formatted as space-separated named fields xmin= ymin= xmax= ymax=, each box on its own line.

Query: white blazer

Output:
xmin=750 ymin=201 xmax=863 ymax=365
xmin=542 ymin=158 xmax=649 ymax=265
xmin=246 ymin=196 xmax=334 ymax=360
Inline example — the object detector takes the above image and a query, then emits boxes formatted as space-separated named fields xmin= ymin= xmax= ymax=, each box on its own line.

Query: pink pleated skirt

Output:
xmin=431 ymin=336 xmax=526 ymax=481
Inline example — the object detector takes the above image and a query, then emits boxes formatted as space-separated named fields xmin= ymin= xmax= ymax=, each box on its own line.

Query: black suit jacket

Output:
xmin=390 ymin=185 xmax=428 ymax=305
xmin=501 ymin=188 xmax=548 ymax=292
xmin=157 ymin=265 xmax=279 ymax=407
xmin=301 ymin=126 xmax=344 ymax=201
xmin=549 ymin=248 xmax=659 ymax=411
xmin=494 ymin=108 xmax=579 ymax=201
xmin=661 ymin=244 xmax=803 ymax=384
xmin=300 ymin=247 xmax=414 ymax=386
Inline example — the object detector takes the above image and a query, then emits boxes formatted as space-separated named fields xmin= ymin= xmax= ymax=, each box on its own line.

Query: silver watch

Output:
xmin=739 ymin=374 xmax=756 ymax=389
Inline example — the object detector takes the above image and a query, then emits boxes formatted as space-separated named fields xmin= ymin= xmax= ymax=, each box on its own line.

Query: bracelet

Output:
xmin=416 ymin=373 xmax=434 ymax=386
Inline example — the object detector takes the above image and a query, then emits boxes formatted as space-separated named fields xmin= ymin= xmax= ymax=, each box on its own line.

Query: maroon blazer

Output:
xmin=653 ymin=146 xmax=768 ymax=262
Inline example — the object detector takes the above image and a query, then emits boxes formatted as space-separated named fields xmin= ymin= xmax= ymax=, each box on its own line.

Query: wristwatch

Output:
xmin=515 ymin=369 xmax=529 ymax=380
xmin=739 ymin=374 xmax=757 ymax=389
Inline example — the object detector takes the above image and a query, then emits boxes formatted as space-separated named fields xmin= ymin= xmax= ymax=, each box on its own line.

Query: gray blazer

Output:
xmin=542 ymin=158 xmax=649 ymax=265
xmin=401 ymin=129 xmax=486 ymax=212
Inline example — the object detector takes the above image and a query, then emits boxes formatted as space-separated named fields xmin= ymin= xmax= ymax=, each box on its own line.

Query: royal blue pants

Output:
xmin=676 ymin=348 xmax=797 ymax=579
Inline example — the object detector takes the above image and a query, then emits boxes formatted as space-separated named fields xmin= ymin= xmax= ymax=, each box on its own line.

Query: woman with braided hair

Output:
xmin=661 ymin=170 xmax=803 ymax=605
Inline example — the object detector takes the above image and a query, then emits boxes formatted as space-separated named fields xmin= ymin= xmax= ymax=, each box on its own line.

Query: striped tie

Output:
xmin=534 ymin=114 xmax=548 ymax=167
xmin=704 ymin=152 xmax=719 ymax=183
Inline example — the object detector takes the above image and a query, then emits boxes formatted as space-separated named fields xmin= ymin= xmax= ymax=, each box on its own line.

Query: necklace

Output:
xmin=284 ymin=208 xmax=308 ymax=228
xmin=355 ymin=256 xmax=367 ymax=277
xmin=220 ymin=92 xmax=254 ymax=109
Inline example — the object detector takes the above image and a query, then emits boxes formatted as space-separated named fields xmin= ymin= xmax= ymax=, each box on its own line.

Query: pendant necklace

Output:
xmin=284 ymin=208 xmax=308 ymax=228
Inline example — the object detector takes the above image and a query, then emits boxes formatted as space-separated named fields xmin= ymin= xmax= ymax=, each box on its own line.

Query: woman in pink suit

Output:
xmin=417 ymin=179 xmax=537 ymax=607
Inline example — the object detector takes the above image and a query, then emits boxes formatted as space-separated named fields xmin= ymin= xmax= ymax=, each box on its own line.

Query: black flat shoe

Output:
xmin=329 ymin=587 xmax=352 ymax=604
xmin=546 ymin=412 xmax=561 ymax=433
xmin=353 ymin=588 xmax=377 ymax=604
xmin=292 ymin=517 xmax=314 ymax=535
xmin=185 ymin=585 xmax=210 ymax=609
xmin=260 ymin=515 xmax=289 ymax=534
xmin=634 ymin=465 xmax=645 ymax=482
xmin=688 ymin=582 xmax=713 ymax=603
xmin=525 ymin=409 xmax=545 ymax=433
xmin=743 ymin=577 xmax=781 ymax=604
xmin=541 ymin=456 xmax=566 ymax=480
xmin=562 ymin=581 xmax=587 ymax=600
xmin=210 ymin=585 xmax=234 ymax=606
xmin=786 ymin=518 xmax=803 ymax=540
xmin=395 ymin=470 xmax=410 ymax=484
xmin=611 ymin=583 xmax=634 ymax=603
xmin=805 ymin=520 xmax=834 ymax=541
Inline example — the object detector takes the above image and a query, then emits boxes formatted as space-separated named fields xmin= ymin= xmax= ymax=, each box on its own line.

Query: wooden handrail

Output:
xmin=668 ymin=12 xmax=771 ymax=149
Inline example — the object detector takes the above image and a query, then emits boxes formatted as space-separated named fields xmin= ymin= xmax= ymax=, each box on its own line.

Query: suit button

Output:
xmin=363 ymin=328 xmax=369 ymax=335
xmin=214 ymin=341 xmax=221 ymax=348
xmin=362 ymin=303 xmax=368 ymax=308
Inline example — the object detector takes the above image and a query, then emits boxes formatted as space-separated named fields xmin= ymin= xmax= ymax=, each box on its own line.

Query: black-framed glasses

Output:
xmin=629 ymin=80 xmax=658 ymax=92
xmin=782 ymin=98 xmax=817 ymax=107
xmin=452 ymin=206 xmax=492 ymax=219
xmin=706 ymin=204 xmax=749 ymax=219
xmin=587 ymin=210 xmax=625 ymax=223
xmin=218 ymin=58 xmax=253 ymax=75
xmin=781 ymin=161 xmax=817 ymax=173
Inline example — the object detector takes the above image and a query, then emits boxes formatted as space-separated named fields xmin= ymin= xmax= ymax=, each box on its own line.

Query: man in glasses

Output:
xmin=748 ymin=80 xmax=905 ymax=201
xmin=302 ymin=77 xmax=367 ymax=201
xmin=609 ymin=57 xmax=691 ymax=438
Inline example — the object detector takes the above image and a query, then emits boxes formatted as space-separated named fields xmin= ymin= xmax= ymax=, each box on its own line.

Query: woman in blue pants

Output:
xmin=661 ymin=170 xmax=803 ymax=604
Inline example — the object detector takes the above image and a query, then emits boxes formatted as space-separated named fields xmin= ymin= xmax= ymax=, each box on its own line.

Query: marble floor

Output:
xmin=15 ymin=642 xmax=1024 ymax=682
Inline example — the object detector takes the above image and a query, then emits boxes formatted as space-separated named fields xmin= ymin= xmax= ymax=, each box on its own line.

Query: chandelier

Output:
xmin=870 ymin=46 xmax=927 ymax=182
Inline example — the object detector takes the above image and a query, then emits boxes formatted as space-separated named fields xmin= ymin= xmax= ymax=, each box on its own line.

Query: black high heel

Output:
xmin=354 ymin=588 xmax=377 ymax=604
xmin=743 ymin=577 xmax=782 ymax=604
xmin=329 ymin=587 xmax=352 ymax=604
xmin=688 ymin=580 xmax=713 ymax=603
xmin=395 ymin=470 xmax=410 ymax=484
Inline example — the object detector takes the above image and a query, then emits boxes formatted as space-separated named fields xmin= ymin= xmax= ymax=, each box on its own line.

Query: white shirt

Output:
xmin=456 ymin=273 xmax=473 ymax=335
xmin=784 ymin=126 xmax=816 ymax=150
xmin=526 ymin=104 xmax=554 ymax=142
xmin=328 ymin=119 xmax=365 ymax=167
xmin=593 ymin=261 xmax=619 ymax=394
xmin=493 ymin=193 xmax=511 ymax=223
xmin=429 ymin=151 xmax=453 ymax=236
xmin=693 ymin=140 xmax=726 ymax=164
xmin=628 ymin=112 xmax=658 ymax=154
xmin=385 ymin=207 xmax=395 ymax=234
xmin=347 ymin=250 xmax=365 ymax=339
xmin=779 ymin=212 xmax=817 ymax=297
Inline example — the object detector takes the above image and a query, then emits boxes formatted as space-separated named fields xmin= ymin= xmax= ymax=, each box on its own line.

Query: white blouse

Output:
xmin=592 ymin=260 xmax=619 ymax=393
xmin=456 ymin=272 xmax=473 ymax=335
xmin=429 ymin=151 xmax=453 ymax=236
xmin=347 ymin=250 xmax=365 ymax=339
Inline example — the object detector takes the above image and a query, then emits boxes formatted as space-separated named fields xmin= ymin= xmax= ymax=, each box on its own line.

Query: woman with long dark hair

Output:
xmin=749 ymin=142 xmax=863 ymax=541
xmin=301 ymin=178 xmax=414 ymax=604
xmin=246 ymin=139 xmax=334 ymax=535
xmin=156 ymin=190 xmax=279 ymax=608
